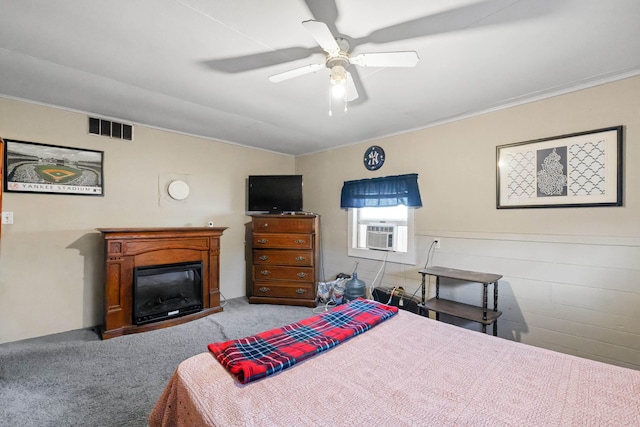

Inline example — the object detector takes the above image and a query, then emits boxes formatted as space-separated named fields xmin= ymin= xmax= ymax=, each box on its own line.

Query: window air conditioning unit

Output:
xmin=365 ymin=223 xmax=396 ymax=251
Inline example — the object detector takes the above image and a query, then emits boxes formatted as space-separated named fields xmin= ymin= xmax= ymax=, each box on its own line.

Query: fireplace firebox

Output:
xmin=133 ymin=262 xmax=203 ymax=325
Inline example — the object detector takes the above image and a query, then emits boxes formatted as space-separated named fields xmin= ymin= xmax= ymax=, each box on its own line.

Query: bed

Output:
xmin=149 ymin=300 xmax=640 ymax=426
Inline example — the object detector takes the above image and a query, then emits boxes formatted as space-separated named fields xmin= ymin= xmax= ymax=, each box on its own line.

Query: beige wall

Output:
xmin=297 ymin=76 xmax=640 ymax=369
xmin=2 ymin=77 xmax=639 ymax=369
xmin=0 ymin=98 xmax=294 ymax=343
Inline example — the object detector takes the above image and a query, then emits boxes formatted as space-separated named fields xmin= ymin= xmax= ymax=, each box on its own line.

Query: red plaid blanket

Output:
xmin=208 ymin=298 xmax=398 ymax=384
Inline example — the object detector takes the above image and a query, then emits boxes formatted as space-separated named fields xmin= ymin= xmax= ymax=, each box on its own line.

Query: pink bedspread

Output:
xmin=149 ymin=309 xmax=640 ymax=426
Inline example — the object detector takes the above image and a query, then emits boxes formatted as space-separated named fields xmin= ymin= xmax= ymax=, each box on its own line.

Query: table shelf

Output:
xmin=419 ymin=266 xmax=502 ymax=335
xmin=419 ymin=298 xmax=502 ymax=326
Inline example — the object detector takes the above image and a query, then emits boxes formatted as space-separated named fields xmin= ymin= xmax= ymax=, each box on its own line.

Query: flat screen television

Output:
xmin=248 ymin=175 xmax=303 ymax=213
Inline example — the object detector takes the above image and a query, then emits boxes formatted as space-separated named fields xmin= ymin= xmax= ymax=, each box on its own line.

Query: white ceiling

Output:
xmin=1 ymin=0 xmax=639 ymax=156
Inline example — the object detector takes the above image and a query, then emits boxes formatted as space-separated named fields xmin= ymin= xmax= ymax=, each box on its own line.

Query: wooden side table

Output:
xmin=418 ymin=266 xmax=502 ymax=336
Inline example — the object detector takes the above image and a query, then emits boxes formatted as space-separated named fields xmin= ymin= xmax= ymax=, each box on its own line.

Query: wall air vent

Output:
xmin=89 ymin=117 xmax=133 ymax=141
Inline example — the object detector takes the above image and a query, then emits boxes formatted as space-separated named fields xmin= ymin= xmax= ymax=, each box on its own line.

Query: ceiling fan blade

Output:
xmin=269 ymin=63 xmax=325 ymax=83
xmin=201 ymin=46 xmax=318 ymax=73
xmin=345 ymin=71 xmax=359 ymax=102
xmin=350 ymin=51 xmax=419 ymax=67
xmin=304 ymin=0 xmax=339 ymax=36
xmin=302 ymin=20 xmax=340 ymax=54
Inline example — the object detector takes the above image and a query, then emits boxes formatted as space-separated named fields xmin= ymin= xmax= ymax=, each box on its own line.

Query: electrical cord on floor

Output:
xmin=313 ymin=300 xmax=336 ymax=314
xmin=386 ymin=286 xmax=397 ymax=305
xmin=219 ymin=292 xmax=228 ymax=308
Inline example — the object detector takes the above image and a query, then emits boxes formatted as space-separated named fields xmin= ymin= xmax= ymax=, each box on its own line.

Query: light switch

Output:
xmin=2 ymin=212 xmax=14 ymax=224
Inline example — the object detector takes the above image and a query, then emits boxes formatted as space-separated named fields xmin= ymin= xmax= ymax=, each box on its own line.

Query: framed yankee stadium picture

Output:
xmin=3 ymin=139 xmax=104 ymax=196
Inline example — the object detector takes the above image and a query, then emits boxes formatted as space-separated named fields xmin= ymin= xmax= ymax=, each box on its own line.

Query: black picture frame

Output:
xmin=496 ymin=126 xmax=622 ymax=209
xmin=3 ymin=139 xmax=104 ymax=196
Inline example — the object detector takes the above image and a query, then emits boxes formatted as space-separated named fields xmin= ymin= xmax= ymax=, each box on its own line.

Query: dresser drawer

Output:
xmin=253 ymin=265 xmax=314 ymax=282
xmin=252 ymin=217 xmax=315 ymax=233
xmin=253 ymin=250 xmax=313 ymax=266
xmin=252 ymin=233 xmax=312 ymax=249
xmin=252 ymin=282 xmax=315 ymax=299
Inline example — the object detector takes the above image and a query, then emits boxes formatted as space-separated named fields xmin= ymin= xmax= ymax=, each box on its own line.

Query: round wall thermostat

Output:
xmin=168 ymin=180 xmax=190 ymax=200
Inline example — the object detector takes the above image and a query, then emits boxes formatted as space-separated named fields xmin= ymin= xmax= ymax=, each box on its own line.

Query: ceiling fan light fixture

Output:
xmin=331 ymin=81 xmax=346 ymax=99
xmin=330 ymin=65 xmax=347 ymax=99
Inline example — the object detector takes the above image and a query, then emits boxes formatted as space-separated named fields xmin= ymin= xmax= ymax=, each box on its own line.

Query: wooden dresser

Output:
xmin=248 ymin=214 xmax=319 ymax=307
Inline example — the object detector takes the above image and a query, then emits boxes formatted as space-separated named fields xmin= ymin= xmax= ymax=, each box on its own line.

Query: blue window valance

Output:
xmin=340 ymin=173 xmax=422 ymax=208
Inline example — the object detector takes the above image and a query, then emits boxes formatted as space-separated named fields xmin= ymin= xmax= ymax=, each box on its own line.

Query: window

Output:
xmin=354 ymin=205 xmax=408 ymax=252
xmin=347 ymin=206 xmax=416 ymax=264
xmin=341 ymin=173 xmax=421 ymax=265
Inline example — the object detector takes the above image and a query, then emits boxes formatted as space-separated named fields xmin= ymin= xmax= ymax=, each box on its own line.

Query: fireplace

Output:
xmin=133 ymin=261 xmax=203 ymax=325
xmin=99 ymin=227 xmax=226 ymax=339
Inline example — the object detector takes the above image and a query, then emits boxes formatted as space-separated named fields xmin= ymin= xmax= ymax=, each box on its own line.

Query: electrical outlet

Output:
xmin=433 ymin=238 xmax=441 ymax=249
xmin=2 ymin=211 xmax=14 ymax=224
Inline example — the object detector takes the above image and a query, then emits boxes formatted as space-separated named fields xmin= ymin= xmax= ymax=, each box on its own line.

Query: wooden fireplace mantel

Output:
xmin=98 ymin=227 xmax=227 ymax=339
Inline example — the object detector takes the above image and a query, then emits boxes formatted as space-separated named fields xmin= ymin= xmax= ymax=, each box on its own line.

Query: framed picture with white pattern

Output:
xmin=496 ymin=126 xmax=622 ymax=208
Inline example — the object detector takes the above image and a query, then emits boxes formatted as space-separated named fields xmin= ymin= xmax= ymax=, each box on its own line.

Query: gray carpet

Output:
xmin=0 ymin=298 xmax=316 ymax=427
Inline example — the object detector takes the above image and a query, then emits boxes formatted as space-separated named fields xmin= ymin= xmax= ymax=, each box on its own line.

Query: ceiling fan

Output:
xmin=268 ymin=20 xmax=419 ymax=103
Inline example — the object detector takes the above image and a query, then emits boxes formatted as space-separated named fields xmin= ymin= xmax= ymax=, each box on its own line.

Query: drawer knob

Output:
xmin=294 ymin=239 xmax=306 ymax=244
xmin=295 ymin=288 xmax=306 ymax=294
xmin=259 ymin=255 xmax=269 ymax=261
xmin=259 ymin=287 xmax=270 ymax=293
xmin=260 ymin=270 xmax=271 ymax=276
xmin=262 ymin=223 xmax=269 ymax=228
xmin=297 ymin=272 xmax=308 ymax=278
xmin=295 ymin=256 xmax=306 ymax=261
xmin=257 ymin=239 xmax=268 ymax=244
